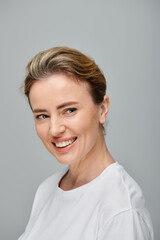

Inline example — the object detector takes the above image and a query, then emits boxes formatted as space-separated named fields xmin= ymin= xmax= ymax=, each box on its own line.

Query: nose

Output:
xmin=49 ymin=117 xmax=65 ymax=137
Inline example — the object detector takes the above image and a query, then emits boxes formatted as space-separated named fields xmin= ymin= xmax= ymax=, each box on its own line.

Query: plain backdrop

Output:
xmin=0 ymin=0 xmax=159 ymax=239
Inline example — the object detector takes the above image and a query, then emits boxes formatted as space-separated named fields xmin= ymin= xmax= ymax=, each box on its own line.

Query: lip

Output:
xmin=52 ymin=137 xmax=77 ymax=153
xmin=52 ymin=136 xmax=77 ymax=144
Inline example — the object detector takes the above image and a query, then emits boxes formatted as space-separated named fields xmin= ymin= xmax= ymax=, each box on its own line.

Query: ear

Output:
xmin=99 ymin=95 xmax=110 ymax=124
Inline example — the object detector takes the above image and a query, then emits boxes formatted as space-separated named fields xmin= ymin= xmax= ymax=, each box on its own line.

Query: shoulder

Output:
xmin=30 ymin=167 xmax=68 ymax=214
xmin=100 ymin=162 xmax=146 ymax=211
xmin=22 ymin=166 xmax=68 ymax=233
xmin=36 ymin=166 xmax=68 ymax=200
xmin=98 ymin=163 xmax=153 ymax=239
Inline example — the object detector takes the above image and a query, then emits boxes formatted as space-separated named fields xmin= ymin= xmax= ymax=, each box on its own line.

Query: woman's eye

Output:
xmin=36 ymin=114 xmax=48 ymax=119
xmin=65 ymin=108 xmax=76 ymax=114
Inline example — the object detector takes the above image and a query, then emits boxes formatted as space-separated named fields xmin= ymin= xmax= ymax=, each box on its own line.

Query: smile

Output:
xmin=53 ymin=137 xmax=77 ymax=148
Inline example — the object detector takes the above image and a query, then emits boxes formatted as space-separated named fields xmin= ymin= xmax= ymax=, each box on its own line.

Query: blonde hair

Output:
xmin=24 ymin=46 xmax=106 ymax=104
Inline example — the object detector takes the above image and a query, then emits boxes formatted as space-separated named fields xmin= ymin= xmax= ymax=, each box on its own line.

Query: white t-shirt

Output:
xmin=18 ymin=162 xmax=154 ymax=240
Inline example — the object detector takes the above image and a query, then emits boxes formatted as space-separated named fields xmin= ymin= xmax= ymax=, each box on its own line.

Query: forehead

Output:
xmin=29 ymin=74 xmax=93 ymax=108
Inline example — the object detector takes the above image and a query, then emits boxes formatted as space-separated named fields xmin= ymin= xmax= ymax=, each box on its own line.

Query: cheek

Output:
xmin=35 ymin=124 xmax=48 ymax=141
xmin=73 ymin=111 xmax=99 ymax=136
xmin=78 ymin=116 xmax=100 ymax=155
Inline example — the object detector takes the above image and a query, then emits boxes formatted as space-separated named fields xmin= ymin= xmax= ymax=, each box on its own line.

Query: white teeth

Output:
xmin=55 ymin=138 xmax=76 ymax=148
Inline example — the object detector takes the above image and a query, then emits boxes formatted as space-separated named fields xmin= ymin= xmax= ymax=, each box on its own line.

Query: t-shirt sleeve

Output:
xmin=98 ymin=209 xmax=153 ymax=240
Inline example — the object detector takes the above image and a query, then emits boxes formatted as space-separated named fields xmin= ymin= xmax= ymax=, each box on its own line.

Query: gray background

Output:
xmin=0 ymin=0 xmax=159 ymax=239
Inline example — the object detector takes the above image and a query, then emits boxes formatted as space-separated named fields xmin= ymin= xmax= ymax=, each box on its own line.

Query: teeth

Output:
xmin=55 ymin=138 xmax=76 ymax=148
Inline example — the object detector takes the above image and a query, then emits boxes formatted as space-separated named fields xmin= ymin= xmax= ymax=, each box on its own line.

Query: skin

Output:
xmin=29 ymin=74 xmax=115 ymax=191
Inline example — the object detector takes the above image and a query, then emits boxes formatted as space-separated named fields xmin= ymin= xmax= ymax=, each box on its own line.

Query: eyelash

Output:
xmin=36 ymin=114 xmax=48 ymax=119
xmin=35 ymin=108 xmax=76 ymax=119
xmin=65 ymin=108 xmax=77 ymax=114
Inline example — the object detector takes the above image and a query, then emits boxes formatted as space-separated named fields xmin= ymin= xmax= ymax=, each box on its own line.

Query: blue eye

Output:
xmin=36 ymin=114 xmax=48 ymax=119
xmin=65 ymin=108 xmax=76 ymax=114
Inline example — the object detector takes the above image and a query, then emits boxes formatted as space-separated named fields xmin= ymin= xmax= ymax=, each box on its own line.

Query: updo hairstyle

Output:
xmin=24 ymin=46 xmax=107 ymax=105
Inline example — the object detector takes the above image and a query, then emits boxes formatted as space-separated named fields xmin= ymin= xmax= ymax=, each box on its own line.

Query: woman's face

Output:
xmin=29 ymin=74 xmax=108 ymax=166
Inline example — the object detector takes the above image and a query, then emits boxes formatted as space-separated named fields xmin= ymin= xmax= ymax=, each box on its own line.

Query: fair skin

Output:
xmin=29 ymin=74 xmax=115 ymax=191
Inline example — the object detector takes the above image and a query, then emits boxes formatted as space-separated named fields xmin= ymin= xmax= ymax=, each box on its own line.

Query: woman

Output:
xmin=19 ymin=47 xmax=153 ymax=240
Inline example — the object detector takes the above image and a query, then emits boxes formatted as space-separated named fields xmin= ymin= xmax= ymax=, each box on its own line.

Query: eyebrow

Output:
xmin=33 ymin=109 xmax=47 ymax=113
xmin=32 ymin=101 xmax=79 ymax=113
xmin=57 ymin=101 xmax=79 ymax=110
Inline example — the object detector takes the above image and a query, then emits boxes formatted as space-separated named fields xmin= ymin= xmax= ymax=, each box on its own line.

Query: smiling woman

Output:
xmin=18 ymin=47 xmax=154 ymax=240
xmin=29 ymin=74 xmax=108 ymax=165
